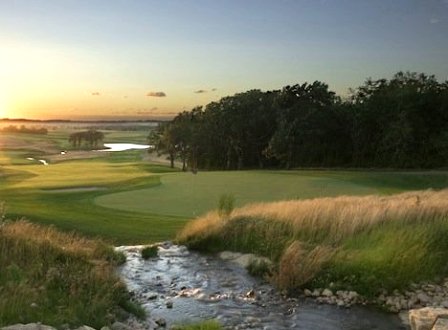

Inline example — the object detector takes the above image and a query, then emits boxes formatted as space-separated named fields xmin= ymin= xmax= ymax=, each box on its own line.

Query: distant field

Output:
xmin=2 ymin=127 xmax=448 ymax=244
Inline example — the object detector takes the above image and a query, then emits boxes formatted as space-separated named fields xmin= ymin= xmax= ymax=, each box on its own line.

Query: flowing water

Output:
xmin=117 ymin=244 xmax=406 ymax=330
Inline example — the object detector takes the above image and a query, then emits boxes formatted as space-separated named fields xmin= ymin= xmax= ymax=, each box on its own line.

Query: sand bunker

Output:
xmin=43 ymin=187 xmax=107 ymax=193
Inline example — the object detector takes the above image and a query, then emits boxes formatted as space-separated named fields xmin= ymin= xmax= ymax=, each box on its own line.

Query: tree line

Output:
xmin=149 ymin=72 xmax=448 ymax=170
xmin=0 ymin=125 xmax=48 ymax=135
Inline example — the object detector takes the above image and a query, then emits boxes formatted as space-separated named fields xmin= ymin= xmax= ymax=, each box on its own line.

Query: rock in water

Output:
xmin=409 ymin=307 xmax=448 ymax=330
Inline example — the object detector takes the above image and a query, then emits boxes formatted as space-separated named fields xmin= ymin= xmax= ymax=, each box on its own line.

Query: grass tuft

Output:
xmin=172 ymin=320 xmax=222 ymax=330
xmin=141 ymin=245 xmax=158 ymax=259
xmin=217 ymin=194 xmax=235 ymax=218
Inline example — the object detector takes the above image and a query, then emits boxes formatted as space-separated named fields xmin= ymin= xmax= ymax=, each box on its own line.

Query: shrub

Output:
xmin=141 ymin=245 xmax=158 ymax=259
xmin=217 ymin=194 xmax=235 ymax=218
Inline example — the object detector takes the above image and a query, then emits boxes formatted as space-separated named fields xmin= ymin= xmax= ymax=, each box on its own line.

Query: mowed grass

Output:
xmin=94 ymin=170 xmax=448 ymax=217
xmin=0 ymin=156 xmax=187 ymax=244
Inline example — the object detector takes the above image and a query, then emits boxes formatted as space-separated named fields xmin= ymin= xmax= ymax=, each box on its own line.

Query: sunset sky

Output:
xmin=1 ymin=0 xmax=447 ymax=120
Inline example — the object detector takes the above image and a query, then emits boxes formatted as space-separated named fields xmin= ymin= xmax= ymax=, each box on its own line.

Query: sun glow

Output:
xmin=0 ymin=91 xmax=9 ymax=119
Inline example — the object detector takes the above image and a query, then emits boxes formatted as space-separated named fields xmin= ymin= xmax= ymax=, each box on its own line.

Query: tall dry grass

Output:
xmin=178 ymin=189 xmax=448 ymax=294
xmin=180 ymin=189 xmax=448 ymax=245
xmin=232 ymin=189 xmax=448 ymax=243
xmin=0 ymin=220 xmax=141 ymax=328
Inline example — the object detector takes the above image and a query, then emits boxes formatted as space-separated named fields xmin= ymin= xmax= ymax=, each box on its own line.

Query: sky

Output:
xmin=0 ymin=0 xmax=447 ymax=120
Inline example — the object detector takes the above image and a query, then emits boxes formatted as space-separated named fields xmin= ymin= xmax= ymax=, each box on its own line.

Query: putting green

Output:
xmin=94 ymin=171 xmax=380 ymax=217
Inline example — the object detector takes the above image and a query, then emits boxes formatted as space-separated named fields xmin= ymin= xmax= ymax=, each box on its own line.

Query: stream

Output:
xmin=116 ymin=244 xmax=407 ymax=330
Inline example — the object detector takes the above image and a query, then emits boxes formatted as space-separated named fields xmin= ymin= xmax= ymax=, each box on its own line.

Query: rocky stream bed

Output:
xmin=116 ymin=243 xmax=406 ymax=330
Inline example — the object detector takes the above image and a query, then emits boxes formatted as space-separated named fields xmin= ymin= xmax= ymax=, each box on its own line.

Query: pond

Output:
xmin=98 ymin=143 xmax=152 ymax=152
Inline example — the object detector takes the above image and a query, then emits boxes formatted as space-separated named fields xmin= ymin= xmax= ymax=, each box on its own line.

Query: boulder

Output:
xmin=110 ymin=322 xmax=131 ymax=330
xmin=432 ymin=317 xmax=448 ymax=330
xmin=409 ymin=307 xmax=448 ymax=330
xmin=1 ymin=324 xmax=57 ymax=330
xmin=322 ymin=289 xmax=333 ymax=297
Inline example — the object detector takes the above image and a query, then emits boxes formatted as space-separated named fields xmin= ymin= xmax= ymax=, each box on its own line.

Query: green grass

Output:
xmin=95 ymin=170 xmax=448 ymax=217
xmin=1 ymin=157 xmax=187 ymax=244
xmin=3 ymin=128 xmax=448 ymax=247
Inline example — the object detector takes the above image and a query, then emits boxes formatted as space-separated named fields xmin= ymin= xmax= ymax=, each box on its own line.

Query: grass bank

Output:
xmin=177 ymin=189 xmax=448 ymax=297
xmin=0 ymin=220 xmax=143 ymax=328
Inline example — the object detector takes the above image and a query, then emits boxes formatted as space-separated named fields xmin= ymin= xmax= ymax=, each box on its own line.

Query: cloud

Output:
xmin=146 ymin=91 xmax=166 ymax=97
xmin=194 ymin=89 xmax=207 ymax=94
xmin=211 ymin=88 xmax=217 ymax=91
xmin=91 ymin=92 xmax=101 ymax=96
xmin=430 ymin=18 xmax=440 ymax=24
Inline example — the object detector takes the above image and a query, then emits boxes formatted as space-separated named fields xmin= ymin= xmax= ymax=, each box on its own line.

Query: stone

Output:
xmin=409 ymin=307 xmax=448 ymax=330
xmin=0 ymin=325 xmax=57 ymax=330
xmin=312 ymin=289 xmax=321 ymax=297
xmin=322 ymin=289 xmax=333 ymax=297
xmin=246 ymin=289 xmax=256 ymax=299
xmin=432 ymin=317 xmax=448 ymax=330
xmin=219 ymin=251 xmax=242 ymax=260
xmin=74 ymin=327 xmax=96 ymax=330
xmin=303 ymin=289 xmax=312 ymax=297
xmin=166 ymin=300 xmax=173 ymax=309
xmin=155 ymin=318 xmax=166 ymax=327
xmin=147 ymin=293 xmax=158 ymax=300
xmin=100 ymin=327 xmax=111 ymax=330
xmin=347 ymin=291 xmax=359 ymax=301
xmin=417 ymin=293 xmax=431 ymax=304
xmin=337 ymin=300 xmax=345 ymax=307
xmin=110 ymin=322 xmax=131 ymax=330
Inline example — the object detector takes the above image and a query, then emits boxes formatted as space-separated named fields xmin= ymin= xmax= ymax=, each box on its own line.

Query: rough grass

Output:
xmin=177 ymin=189 xmax=448 ymax=296
xmin=0 ymin=220 xmax=143 ymax=328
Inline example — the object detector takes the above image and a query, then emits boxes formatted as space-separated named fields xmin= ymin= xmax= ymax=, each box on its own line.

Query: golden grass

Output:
xmin=177 ymin=211 xmax=225 ymax=242
xmin=0 ymin=220 xmax=137 ymax=327
xmin=275 ymin=241 xmax=335 ymax=289
xmin=0 ymin=220 xmax=111 ymax=260
xmin=181 ymin=189 xmax=448 ymax=244
xmin=178 ymin=189 xmax=448 ymax=293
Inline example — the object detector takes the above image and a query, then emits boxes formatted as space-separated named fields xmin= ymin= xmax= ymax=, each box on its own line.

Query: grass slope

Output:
xmin=0 ymin=220 xmax=143 ymax=328
xmin=177 ymin=190 xmax=448 ymax=297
